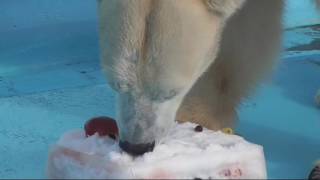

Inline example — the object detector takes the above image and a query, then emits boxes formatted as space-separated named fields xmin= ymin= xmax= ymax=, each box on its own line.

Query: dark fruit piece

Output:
xmin=84 ymin=116 xmax=119 ymax=139
xmin=119 ymin=141 xmax=155 ymax=156
xmin=194 ymin=125 xmax=203 ymax=132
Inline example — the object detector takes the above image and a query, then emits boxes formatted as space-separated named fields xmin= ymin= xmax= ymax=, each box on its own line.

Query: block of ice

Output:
xmin=47 ymin=122 xmax=267 ymax=179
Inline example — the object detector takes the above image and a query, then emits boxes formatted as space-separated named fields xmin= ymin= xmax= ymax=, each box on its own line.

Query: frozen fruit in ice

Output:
xmin=194 ymin=125 xmax=203 ymax=132
xmin=84 ymin=116 xmax=119 ymax=139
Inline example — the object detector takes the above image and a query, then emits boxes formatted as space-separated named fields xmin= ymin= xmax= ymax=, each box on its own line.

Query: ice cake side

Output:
xmin=47 ymin=122 xmax=267 ymax=179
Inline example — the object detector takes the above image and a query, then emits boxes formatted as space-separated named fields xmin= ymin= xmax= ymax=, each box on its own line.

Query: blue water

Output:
xmin=0 ymin=1 xmax=319 ymax=179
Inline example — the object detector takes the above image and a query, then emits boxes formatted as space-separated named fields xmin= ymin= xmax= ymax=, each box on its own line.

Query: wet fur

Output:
xmin=98 ymin=0 xmax=319 ymax=144
xmin=177 ymin=0 xmax=283 ymax=130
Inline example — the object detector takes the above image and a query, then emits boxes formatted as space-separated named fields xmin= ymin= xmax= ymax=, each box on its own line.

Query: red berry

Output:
xmin=84 ymin=116 xmax=119 ymax=139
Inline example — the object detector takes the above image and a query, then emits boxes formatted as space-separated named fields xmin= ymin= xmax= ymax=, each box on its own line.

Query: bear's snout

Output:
xmin=119 ymin=140 xmax=155 ymax=156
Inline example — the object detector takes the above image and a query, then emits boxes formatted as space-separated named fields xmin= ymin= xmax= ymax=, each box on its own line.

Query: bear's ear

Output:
xmin=203 ymin=0 xmax=246 ymax=19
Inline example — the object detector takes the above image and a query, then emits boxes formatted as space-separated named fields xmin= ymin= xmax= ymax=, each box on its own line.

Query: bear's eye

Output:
xmin=113 ymin=81 xmax=132 ymax=93
xmin=149 ymin=89 xmax=178 ymax=102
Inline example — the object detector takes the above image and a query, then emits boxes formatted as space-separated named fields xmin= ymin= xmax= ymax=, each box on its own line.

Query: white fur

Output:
xmin=98 ymin=0 xmax=319 ymax=144
xmin=98 ymin=0 xmax=229 ymax=144
xmin=204 ymin=0 xmax=246 ymax=18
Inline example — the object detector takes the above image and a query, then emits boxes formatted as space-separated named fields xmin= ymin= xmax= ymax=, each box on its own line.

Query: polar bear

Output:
xmin=97 ymin=0 xmax=319 ymax=154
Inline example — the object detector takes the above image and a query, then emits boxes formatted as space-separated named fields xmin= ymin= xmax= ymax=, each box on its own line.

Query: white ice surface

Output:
xmin=48 ymin=122 xmax=266 ymax=179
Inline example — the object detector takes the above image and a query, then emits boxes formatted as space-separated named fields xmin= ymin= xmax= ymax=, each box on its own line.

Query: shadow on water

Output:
xmin=276 ymin=24 xmax=320 ymax=108
xmin=0 ymin=20 xmax=102 ymax=98
xmin=273 ymin=53 xmax=320 ymax=108
xmin=0 ymin=20 xmax=99 ymax=73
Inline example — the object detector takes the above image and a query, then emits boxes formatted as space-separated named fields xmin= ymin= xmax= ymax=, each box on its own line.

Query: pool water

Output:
xmin=0 ymin=0 xmax=319 ymax=179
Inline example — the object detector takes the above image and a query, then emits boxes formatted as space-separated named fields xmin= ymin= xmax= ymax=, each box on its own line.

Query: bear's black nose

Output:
xmin=119 ymin=141 xmax=155 ymax=156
